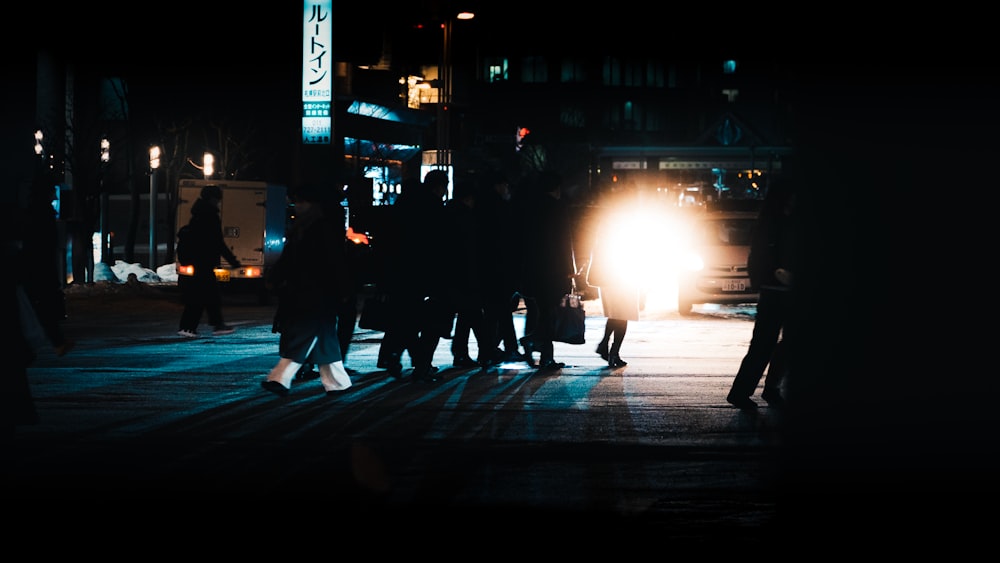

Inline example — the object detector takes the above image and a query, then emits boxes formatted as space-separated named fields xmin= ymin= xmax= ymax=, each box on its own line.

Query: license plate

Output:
xmin=723 ymin=279 xmax=747 ymax=292
xmin=214 ymin=268 xmax=231 ymax=282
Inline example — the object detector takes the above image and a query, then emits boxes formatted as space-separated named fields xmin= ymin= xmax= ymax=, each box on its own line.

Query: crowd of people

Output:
xmin=258 ymin=167 xmax=590 ymax=394
xmin=4 ymin=162 xmax=795 ymax=437
xmin=256 ymin=166 xmax=800 ymax=409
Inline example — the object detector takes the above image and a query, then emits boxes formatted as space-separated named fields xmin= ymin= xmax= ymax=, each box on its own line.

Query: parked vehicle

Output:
xmin=676 ymin=201 xmax=761 ymax=315
xmin=174 ymin=179 xmax=288 ymax=293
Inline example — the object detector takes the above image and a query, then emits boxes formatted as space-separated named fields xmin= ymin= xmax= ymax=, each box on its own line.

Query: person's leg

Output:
xmin=727 ymin=290 xmax=782 ymax=406
xmin=451 ymin=310 xmax=473 ymax=362
xmin=262 ymin=357 xmax=301 ymax=395
xmin=481 ymin=297 xmax=502 ymax=363
xmin=760 ymin=291 xmax=794 ymax=406
xmin=608 ymin=318 xmax=628 ymax=367
xmin=520 ymin=294 xmax=539 ymax=366
xmin=204 ymin=279 xmax=227 ymax=328
xmin=178 ymin=278 xmax=201 ymax=333
xmin=337 ymin=297 xmax=357 ymax=360
xmin=536 ymin=294 xmax=561 ymax=369
xmin=319 ymin=361 xmax=353 ymax=393
xmin=596 ymin=320 xmax=612 ymax=360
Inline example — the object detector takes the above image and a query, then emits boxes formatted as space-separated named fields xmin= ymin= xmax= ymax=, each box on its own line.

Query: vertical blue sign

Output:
xmin=302 ymin=0 xmax=333 ymax=144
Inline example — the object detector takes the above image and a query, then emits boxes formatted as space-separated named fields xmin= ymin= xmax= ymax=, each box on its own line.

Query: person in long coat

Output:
xmin=519 ymin=170 xmax=577 ymax=371
xmin=376 ymin=170 xmax=452 ymax=382
xmin=476 ymin=171 xmax=524 ymax=364
xmin=261 ymin=184 xmax=353 ymax=396
xmin=587 ymin=181 xmax=643 ymax=368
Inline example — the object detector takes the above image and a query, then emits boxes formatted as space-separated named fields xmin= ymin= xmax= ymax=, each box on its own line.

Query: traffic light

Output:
xmin=515 ymin=126 xmax=530 ymax=152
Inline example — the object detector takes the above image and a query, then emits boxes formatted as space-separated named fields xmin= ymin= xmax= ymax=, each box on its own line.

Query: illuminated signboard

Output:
xmin=302 ymin=0 xmax=333 ymax=144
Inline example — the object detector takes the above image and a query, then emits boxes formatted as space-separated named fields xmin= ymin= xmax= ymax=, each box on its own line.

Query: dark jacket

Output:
xmin=477 ymin=183 xmax=520 ymax=298
xmin=186 ymin=196 xmax=239 ymax=271
xmin=747 ymin=180 xmax=796 ymax=292
xmin=380 ymin=180 xmax=448 ymax=298
xmin=267 ymin=202 xmax=350 ymax=332
xmin=519 ymin=184 xmax=576 ymax=301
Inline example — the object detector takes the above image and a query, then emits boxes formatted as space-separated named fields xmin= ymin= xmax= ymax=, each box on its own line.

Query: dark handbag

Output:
xmin=358 ymin=293 xmax=392 ymax=331
xmin=553 ymin=293 xmax=586 ymax=345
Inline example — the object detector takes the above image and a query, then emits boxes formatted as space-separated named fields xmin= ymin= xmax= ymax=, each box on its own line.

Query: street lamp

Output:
xmin=149 ymin=145 xmax=161 ymax=268
xmin=34 ymin=129 xmax=44 ymax=157
xmin=203 ymin=152 xmax=214 ymax=179
xmin=436 ymin=10 xmax=474 ymax=179
xmin=99 ymin=136 xmax=111 ymax=265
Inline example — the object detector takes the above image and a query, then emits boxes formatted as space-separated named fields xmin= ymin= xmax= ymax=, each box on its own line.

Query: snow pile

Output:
xmin=64 ymin=261 xmax=178 ymax=297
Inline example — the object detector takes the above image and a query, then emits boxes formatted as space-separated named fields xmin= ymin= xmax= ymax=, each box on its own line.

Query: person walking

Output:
xmin=176 ymin=184 xmax=242 ymax=337
xmin=587 ymin=181 xmax=643 ymax=368
xmin=518 ymin=170 xmax=577 ymax=372
xmin=377 ymin=169 xmax=451 ymax=382
xmin=4 ymin=204 xmax=42 ymax=440
xmin=261 ymin=183 xmax=354 ymax=397
xmin=445 ymin=178 xmax=487 ymax=369
xmin=726 ymin=177 xmax=798 ymax=410
xmin=477 ymin=170 xmax=524 ymax=365
xmin=20 ymin=177 xmax=74 ymax=356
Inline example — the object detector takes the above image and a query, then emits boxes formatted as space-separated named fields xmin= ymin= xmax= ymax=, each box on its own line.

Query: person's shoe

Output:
xmin=261 ymin=380 xmax=290 ymax=397
xmin=453 ymin=355 xmax=478 ymax=368
xmin=537 ymin=359 xmax=565 ymax=371
xmin=596 ymin=342 xmax=610 ymax=361
xmin=385 ymin=353 xmax=403 ymax=379
xmin=177 ymin=329 xmax=198 ymax=338
xmin=608 ymin=355 xmax=628 ymax=368
xmin=412 ymin=366 xmax=442 ymax=383
xmin=212 ymin=325 xmax=235 ymax=336
xmin=726 ymin=393 xmax=758 ymax=410
xmin=761 ymin=389 xmax=786 ymax=409
xmin=519 ymin=337 xmax=537 ymax=367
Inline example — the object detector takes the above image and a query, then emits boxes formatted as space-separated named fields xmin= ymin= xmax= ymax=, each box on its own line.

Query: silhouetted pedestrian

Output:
xmin=519 ymin=170 xmax=576 ymax=371
xmin=588 ymin=180 xmax=643 ymax=368
xmin=176 ymin=185 xmax=242 ymax=338
xmin=726 ymin=176 xmax=797 ymax=410
xmin=446 ymin=178 xmax=487 ymax=369
xmin=377 ymin=169 xmax=451 ymax=382
xmin=261 ymin=183 xmax=353 ymax=397
xmin=4 ymin=212 xmax=39 ymax=441
xmin=20 ymin=177 xmax=74 ymax=356
xmin=477 ymin=170 xmax=524 ymax=364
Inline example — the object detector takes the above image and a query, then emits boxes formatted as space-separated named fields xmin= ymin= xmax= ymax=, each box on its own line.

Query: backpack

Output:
xmin=175 ymin=224 xmax=194 ymax=264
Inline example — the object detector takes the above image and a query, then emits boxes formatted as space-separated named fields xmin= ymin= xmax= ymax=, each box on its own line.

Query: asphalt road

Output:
xmin=7 ymin=283 xmax=788 ymax=543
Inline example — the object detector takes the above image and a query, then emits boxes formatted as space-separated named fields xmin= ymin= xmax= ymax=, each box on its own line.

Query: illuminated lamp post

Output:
xmin=203 ymin=152 xmax=214 ymax=179
xmin=148 ymin=145 xmax=160 ymax=268
xmin=99 ymin=136 xmax=111 ymax=265
xmin=34 ymin=129 xmax=44 ymax=158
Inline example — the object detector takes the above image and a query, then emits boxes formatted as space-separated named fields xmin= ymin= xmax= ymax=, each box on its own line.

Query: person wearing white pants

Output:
xmin=264 ymin=354 xmax=352 ymax=397
xmin=260 ymin=183 xmax=355 ymax=397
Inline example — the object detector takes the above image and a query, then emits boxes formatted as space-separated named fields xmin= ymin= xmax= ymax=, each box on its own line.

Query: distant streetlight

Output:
xmin=203 ymin=152 xmax=214 ymax=179
xmin=34 ymin=129 xmax=44 ymax=157
xmin=99 ymin=136 xmax=111 ymax=265
xmin=149 ymin=145 xmax=161 ymax=268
